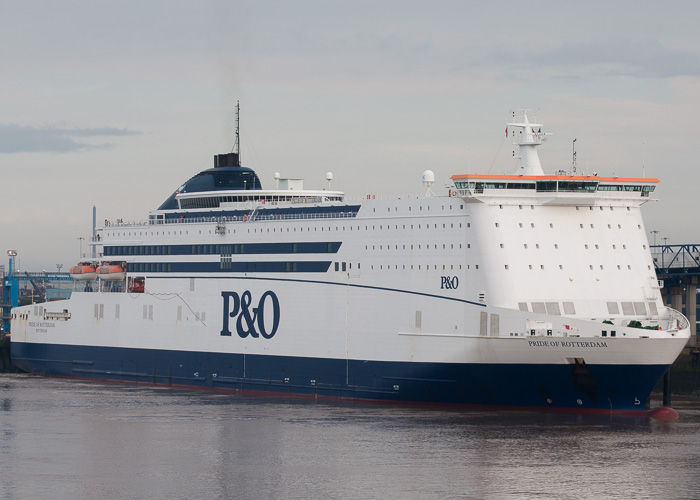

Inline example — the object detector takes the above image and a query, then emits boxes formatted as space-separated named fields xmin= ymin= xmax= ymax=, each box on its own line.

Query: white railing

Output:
xmin=344 ymin=193 xmax=429 ymax=202
xmin=662 ymin=307 xmax=690 ymax=334
xmin=103 ymin=210 xmax=360 ymax=229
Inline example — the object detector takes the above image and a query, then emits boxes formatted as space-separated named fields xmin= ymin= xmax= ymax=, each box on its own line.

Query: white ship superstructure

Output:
xmin=11 ymin=111 xmax=690 ymax=413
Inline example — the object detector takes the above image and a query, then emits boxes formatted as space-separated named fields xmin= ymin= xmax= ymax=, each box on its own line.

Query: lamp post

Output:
xmin=7 ymin=250 xmax=17 ymax=277
xmin=650 ymin=230 xmax=659 ymax=246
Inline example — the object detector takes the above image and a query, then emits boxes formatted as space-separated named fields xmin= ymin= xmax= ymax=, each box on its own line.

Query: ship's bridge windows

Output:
xmin=536 ymin=181 xmax=557 ymax=192
xmin=507 ymin=183 xmax=535 ymax=190
xmin=598 ymin=184 xmax=622 ymax=191
xmin=558 ymin=181 xmax=597 ymax=192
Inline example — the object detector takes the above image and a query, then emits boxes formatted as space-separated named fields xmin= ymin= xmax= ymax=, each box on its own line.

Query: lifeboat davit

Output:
xmin=96 ymin=263 xmax=126 ymax=281
xmin=69 ymin=263 xmax=97 ymax=281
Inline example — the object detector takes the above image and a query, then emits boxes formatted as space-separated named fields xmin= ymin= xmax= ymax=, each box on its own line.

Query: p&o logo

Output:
xmin=440 ymin=276 xmax=459 ymax=290
xmin=221 ymin=290 xmax=280 ymax=339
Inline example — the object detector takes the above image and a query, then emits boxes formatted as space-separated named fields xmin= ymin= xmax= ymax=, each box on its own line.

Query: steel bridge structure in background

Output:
xmin=652 ymin=244 xmax=700 ymax=346
xmin=2 ymin=267 xmax=73 ymax=334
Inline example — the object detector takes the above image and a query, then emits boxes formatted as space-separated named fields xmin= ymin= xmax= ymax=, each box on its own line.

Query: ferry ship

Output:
xmin=10 ymin=110 xmax=691 ymax=414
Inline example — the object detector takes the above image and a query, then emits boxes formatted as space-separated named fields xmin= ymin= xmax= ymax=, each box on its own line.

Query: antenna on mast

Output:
xmin=232 ymin=100 xmax=241 ymax=163
xmin=572 ymin=138 xmax=577 ymax=175
xmin=214 ymin=101 xmax=242 ymax=168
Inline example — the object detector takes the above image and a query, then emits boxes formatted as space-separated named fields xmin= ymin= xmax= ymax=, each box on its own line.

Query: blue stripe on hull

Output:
xmin=11 ymin=342 xmax=668 ymax=412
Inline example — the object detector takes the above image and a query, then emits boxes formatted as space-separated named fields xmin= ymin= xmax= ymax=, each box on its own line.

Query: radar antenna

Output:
xmin=422 ymin=170 xmax=435 ymax=197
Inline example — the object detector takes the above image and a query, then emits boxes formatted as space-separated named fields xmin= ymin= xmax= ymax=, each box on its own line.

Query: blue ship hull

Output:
xmin=11 ymin=341 xmax=669 ymax=413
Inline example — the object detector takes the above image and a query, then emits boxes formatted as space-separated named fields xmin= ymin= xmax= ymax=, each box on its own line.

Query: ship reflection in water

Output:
xmin=1 ymin=375 xmax=699 ymax=499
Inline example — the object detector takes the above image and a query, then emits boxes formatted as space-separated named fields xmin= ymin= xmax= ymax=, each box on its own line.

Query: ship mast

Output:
xmin=507 ymin=110 xmax=550 ymax=176
xmin=233 ymin=100 xmax=240 ymax=163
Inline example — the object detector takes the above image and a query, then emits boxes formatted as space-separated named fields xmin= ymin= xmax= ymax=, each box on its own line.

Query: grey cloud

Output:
xmin=0 ymin=125 xmax=143 ymax=153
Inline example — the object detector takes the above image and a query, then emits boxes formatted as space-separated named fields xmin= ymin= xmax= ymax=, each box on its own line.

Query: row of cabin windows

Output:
xmin=497 ymin=205 xmax=636 ymax=211
xmin=504 ymin=264 xmax=648 ymax=271
xmin=105 ymin=221 xmax=471 ymax=239
xmin=369 ymin=264 xmax=468 ymax=271
xmin=126 ymin=262 xmax=317 ymax=273
xmin=106 ymin=245 xmax=173 ymax=256
xmin=125 ymin=260 xmax=470 ymax=274
xmin=128 ymin=263 xmax=173 ymax=273
xmin=366 ymin=244 xmax=467 ymax=250
xmin=501 ymin=243 xmax=632 ymax=250
xmin=494 ymin=222 xmax=642 ymax=230
xmin=372 ymin=204 xmax=464 ymax=213
xmin=107 ymin=243 xmax=337 ymax=256
xmin=180 ymin=195 xmax=339 ymax=209
xmin=246 ymin=221 xmax=470 ymax=233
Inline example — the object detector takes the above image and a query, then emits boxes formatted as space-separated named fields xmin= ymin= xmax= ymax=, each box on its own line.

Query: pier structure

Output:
xmin=652 ymin=244 xmax=700 ymax=347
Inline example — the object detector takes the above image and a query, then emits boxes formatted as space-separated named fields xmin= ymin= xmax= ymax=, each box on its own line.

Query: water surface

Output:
xmin=1 ymin=374 xmax=698 ymax=499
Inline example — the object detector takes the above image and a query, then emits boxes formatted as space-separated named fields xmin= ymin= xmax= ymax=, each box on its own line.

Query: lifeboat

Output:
xmin=96 ymin=263 xmax=126 ymax=281
xmin=69 ymin=263 xmax=97 ymax=281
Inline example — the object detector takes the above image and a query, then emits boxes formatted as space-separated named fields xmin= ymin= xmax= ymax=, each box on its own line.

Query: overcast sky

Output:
xmin=1 ymin=0 xmax=699 ymax=270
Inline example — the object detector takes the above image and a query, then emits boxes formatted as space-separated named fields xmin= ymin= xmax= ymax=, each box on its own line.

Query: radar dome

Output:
xmin=422 ymin=170 xmax=435 ymax=186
